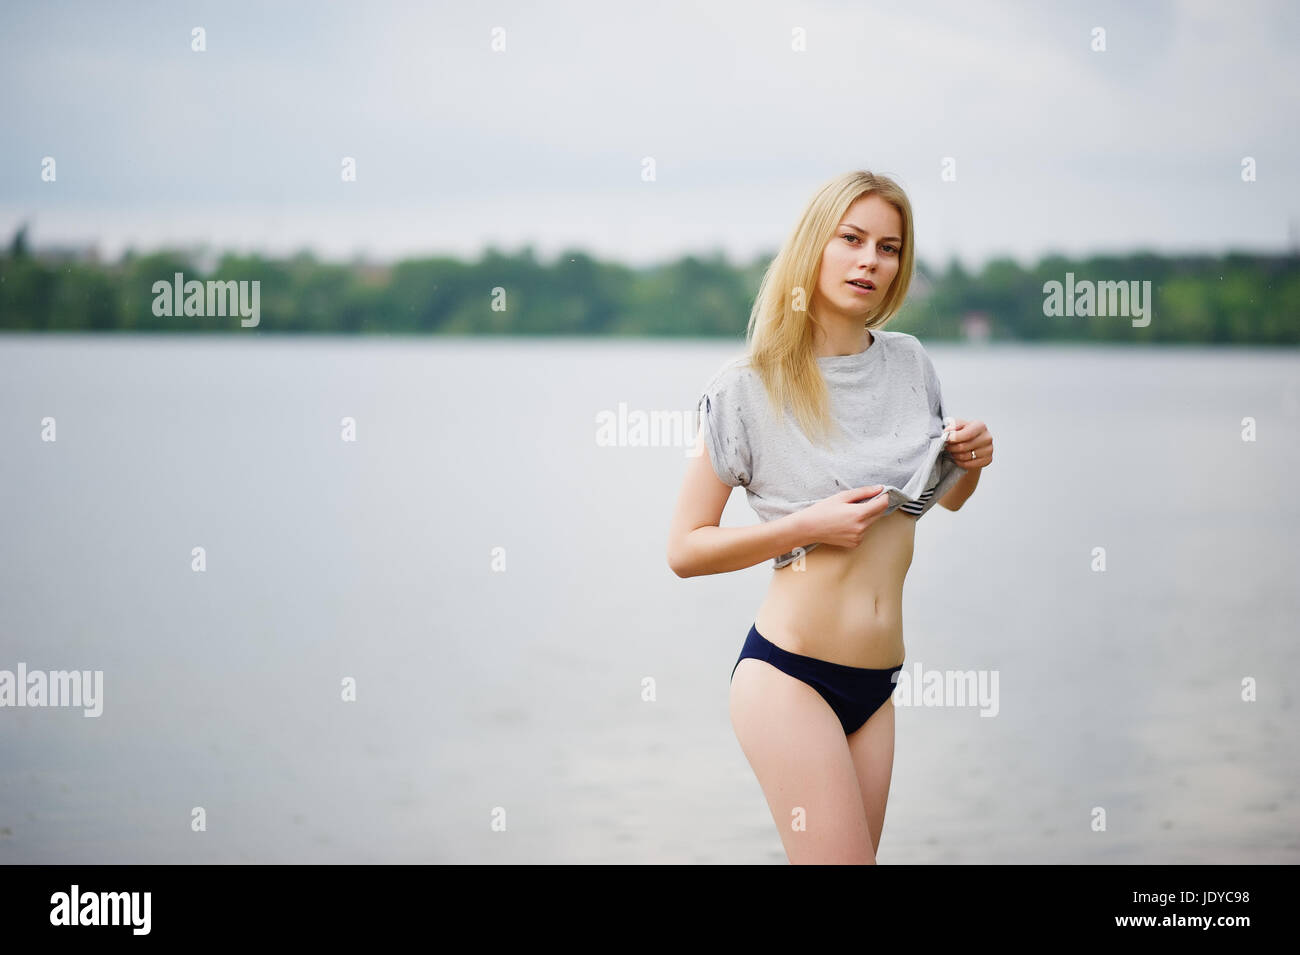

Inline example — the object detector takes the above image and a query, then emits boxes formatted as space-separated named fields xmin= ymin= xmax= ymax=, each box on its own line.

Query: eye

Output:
xmin=842 ymin=234 xmax=900 ymax=254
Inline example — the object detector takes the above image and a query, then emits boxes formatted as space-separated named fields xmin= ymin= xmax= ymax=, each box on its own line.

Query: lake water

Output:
xmin=1 ymin=333 xmax=1297 ymax=863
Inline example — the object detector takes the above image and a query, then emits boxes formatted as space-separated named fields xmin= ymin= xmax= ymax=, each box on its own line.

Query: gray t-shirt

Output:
xmin=696 ymin=329 xmax=965 ymax=569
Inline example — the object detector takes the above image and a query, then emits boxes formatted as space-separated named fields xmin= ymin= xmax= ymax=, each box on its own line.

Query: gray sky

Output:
xmin=2 ymin=0 xmax=1297 ymax=269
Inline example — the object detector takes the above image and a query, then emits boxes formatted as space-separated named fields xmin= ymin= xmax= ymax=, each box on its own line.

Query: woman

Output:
xmin=666 ymin=170 xmax=993 ymax=864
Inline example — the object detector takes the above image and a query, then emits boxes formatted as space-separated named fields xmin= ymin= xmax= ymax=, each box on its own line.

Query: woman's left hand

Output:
xmin=943 ymin=418 xmax=993 ymax=470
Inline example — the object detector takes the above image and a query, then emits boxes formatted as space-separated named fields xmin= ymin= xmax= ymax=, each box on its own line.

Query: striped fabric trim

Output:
xmin=898 ymin=487 xmax=935 ymax=515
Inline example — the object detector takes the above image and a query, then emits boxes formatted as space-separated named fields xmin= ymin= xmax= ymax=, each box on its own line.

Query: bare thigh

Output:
xmin=846 ymin=697 xmax=896 ymax=858
xmin=729 ymin=658 xmax=876 ymax=864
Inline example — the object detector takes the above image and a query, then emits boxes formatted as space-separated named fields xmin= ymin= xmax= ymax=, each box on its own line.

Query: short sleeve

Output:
xmin=916 ymin=342 xmax=947 ymax=424
xmin=696 ymin=370 xmax=752 ymax=488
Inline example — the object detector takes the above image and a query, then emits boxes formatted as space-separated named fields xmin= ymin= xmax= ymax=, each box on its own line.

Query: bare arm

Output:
xmin=666 ymin=428 xmax=813 ymax=577
xmin=939 ymin=467 xmax=980 ymax=511
xmin=938 ymin=417 xmax=991 ymax=511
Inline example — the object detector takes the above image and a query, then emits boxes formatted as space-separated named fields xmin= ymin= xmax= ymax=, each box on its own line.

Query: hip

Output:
xmin=753 ymin=592 xmax=905 ymax=669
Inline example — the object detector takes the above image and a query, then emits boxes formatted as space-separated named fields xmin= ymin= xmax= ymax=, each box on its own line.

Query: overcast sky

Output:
xmin=2 ymin=0 xmax=1297 ymax=270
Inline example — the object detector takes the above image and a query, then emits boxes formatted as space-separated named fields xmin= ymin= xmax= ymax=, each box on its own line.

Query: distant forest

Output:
xmin=1 ymin=224 xmax=1296 ymax=343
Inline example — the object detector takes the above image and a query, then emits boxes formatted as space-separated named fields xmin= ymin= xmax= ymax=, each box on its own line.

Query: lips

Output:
xmin=847 ymin=279 xmax=875 ymax=290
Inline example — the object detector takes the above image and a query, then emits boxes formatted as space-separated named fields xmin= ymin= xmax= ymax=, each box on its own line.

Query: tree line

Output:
xmin=1 ymin=225 xmax=1296 ymax=343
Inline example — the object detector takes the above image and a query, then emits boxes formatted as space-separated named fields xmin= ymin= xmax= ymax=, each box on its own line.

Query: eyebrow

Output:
xmin=840 ymin=223 xmax=902 ymax=242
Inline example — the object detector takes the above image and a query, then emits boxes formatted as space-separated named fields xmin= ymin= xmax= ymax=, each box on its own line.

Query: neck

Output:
xmin=810 ymin=323 xmax=873 ymax=358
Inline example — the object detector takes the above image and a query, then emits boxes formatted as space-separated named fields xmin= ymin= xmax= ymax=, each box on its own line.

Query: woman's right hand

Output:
xmin=799 ymin=485 xmax=893 ymax=548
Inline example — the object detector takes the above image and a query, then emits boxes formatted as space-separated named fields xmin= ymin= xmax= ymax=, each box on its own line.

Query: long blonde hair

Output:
xmin=743 ymin=170 xmax=916 ymax=446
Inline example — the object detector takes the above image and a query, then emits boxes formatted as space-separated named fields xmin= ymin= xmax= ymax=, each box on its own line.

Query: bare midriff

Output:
xmin=752 ymin=508 xmax=917 ymax=669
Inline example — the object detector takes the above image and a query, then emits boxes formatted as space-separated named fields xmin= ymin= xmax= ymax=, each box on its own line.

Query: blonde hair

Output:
xmin=743 ymin=170 xmax=916 ymax=446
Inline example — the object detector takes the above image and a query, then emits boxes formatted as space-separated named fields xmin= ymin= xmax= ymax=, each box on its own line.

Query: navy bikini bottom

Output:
xmin=731 ymin=623 xmax=903 ymax=736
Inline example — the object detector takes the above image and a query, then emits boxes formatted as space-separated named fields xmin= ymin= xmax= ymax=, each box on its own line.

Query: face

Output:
xmin=812 ymin=193 xmax=904 ymax=321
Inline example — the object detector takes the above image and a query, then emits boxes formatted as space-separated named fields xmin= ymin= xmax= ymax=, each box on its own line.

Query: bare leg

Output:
xmin=846 ymin=697 xmax=896 ymax=857
xmin=729 ymin=658 xmax=876 ymax=864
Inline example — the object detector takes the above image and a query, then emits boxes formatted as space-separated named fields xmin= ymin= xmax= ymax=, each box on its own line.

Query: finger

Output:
xmin=944 ymin=422 xmax=975 ymax=444
xmin=851 ymin=485 xmax=888 ymax=504
xmin=947 ymin=433 xmax=992 ymax=455
xmin=949 ymin=445 xmax=987 ymax=465
xmin=845 ymin=484 xmax=884 ymax=502
xmin=864 ymin=490 xmax=892 ymax=509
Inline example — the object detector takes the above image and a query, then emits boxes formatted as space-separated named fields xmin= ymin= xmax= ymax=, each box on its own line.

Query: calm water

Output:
xmin=1 ymin=334 xmax=1297 ymax=864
